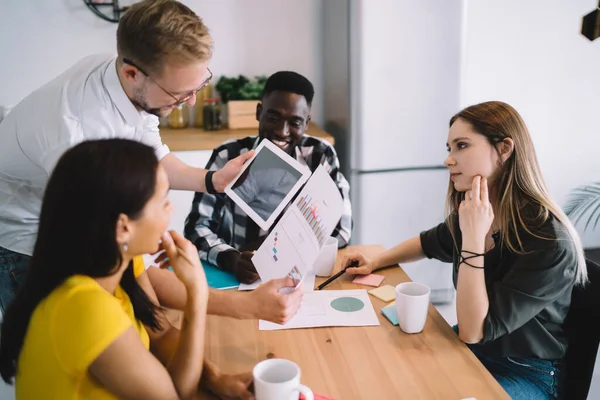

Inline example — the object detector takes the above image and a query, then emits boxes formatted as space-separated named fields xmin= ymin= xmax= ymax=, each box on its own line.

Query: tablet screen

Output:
xmin=230 ymin=145 xmax=304 ymax=222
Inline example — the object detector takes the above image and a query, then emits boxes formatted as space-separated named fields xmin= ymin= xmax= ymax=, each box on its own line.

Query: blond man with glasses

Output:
xmin=0 ymin=1 xmax=297 ymax=396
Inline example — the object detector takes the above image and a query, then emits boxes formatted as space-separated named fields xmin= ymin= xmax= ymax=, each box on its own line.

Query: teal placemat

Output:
xmin=202 ymin=261 xmax=239 ymax=290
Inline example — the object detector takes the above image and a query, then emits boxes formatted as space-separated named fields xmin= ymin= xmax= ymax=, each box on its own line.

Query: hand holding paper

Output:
xmin=250 ymin=277 xmax=304 ymax=324
xmin=236 ymin=251 xmax=260 ymax=284
xmin=259 ymin=289 xmax=380 ymax=331
xmin=218 ymin=250 xmax=259 ymax=284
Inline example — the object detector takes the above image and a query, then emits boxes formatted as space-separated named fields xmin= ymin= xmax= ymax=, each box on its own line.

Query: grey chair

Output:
xmin=562 ymin=258 xmax=600 ymax=399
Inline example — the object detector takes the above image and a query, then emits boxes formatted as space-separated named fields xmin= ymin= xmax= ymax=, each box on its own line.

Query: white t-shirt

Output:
xmin=0 ymin=54 xmax=170 ymax=256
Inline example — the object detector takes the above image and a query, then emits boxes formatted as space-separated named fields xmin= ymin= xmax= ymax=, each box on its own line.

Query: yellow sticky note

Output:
xmin=368 ymin=285 xmax=396 ymax=302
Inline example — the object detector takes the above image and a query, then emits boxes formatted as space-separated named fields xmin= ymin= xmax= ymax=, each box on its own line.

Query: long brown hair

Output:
xmin=446 ymin=101 xmax=587 ymax=285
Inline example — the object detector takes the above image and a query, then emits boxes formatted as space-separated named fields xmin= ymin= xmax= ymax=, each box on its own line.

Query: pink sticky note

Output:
xmin=352 ymin=274 xmax=385 ymax=287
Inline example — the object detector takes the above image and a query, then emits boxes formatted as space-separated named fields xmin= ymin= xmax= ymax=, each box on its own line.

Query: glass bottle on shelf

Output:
xmin=202 ymin=98 xmax=222 ymax=131
xmin=158 ymin=115 xmax=169 ymax=128
xmin=194 ymin=84 xmax=212 ymax=128
xmin=168 ymin=105 xmax=188 ymax=129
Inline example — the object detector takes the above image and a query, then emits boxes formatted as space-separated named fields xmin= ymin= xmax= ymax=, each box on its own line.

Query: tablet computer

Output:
xmin=224 ymin=139 xmax=311 ymax=231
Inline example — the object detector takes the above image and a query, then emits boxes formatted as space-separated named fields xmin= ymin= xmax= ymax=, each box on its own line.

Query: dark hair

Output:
xmin=262 ymin=71 xmax=314 ymax=106
xmin=0 ymin=139 xmax=162 ymax=383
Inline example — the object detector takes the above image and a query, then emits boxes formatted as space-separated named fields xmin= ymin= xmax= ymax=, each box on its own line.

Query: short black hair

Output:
xmin=262 ymin=71 xmax=314 ymax=106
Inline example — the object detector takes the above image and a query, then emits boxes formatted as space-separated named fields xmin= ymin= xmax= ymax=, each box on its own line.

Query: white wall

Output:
xmin=0 ymin=0 xmax=324 ymax=125
xmin=0 ymin=0 xmax=118 ymax=107
xmin=462 ymin=0 xmax=600 ymax=248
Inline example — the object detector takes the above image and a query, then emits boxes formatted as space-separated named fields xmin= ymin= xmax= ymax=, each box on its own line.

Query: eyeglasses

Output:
xmin=123 ymin=58 xmax=213 ymax=107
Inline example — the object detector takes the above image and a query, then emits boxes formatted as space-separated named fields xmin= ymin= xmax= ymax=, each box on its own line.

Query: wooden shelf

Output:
xmin=160 ymin=122 xmax=335 ymax=152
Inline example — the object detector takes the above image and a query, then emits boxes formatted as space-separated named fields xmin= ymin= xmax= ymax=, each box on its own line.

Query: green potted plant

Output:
xmin=564 ymin=182 xmax=600 ymax=233
xmin=215 ymin=75 xmax=267 ymax=129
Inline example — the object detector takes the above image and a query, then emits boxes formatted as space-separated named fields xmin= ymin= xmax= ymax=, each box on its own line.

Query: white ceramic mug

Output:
xmin=253 ymin=358 xmax=313 ymax=400
xmin=395 ymin=282 xmax=431 ymax=334
xmin=313 ymin=236 xmax=338 ymax=277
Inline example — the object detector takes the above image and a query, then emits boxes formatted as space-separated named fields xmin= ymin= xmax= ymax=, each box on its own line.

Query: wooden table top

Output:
xmin=195 ymin=245 xmax=509 ymax=400
xmin=160 ymin=122 xmax=335 ymax=152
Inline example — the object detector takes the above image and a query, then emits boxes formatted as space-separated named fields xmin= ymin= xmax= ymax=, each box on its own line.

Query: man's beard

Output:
xmin=132 ymin=99 xmax=163 ymax=118
xmin=132 ymin=88 xmax=166 ymax=117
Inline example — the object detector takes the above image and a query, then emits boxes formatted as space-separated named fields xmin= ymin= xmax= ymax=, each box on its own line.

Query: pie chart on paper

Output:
xmin=259 ymin=290 xmax=380 ymax=330
xmin=330 ymin=297 xmax=365 ymax=312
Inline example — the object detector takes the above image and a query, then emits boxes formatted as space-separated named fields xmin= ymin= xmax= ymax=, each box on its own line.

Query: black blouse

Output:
xmin=420 ymin=214 xmax=577 ymax=360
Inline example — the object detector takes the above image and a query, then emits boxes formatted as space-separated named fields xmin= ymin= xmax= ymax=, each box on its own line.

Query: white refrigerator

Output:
xmin=322 ymin=0 xmax=463 ymax=302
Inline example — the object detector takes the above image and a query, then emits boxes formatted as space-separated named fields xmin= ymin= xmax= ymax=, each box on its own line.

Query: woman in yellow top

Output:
xmin=0 ymin=139 xmax=253 ymax=399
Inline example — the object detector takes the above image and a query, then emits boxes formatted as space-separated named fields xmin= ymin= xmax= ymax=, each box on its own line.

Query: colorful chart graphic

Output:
xmin=296 ymin=195 xmax=326 ymax=246
xmin=330 ymin=297 xmax=365 ymax=312
xmin=287 ymin=265 xmax=303 ymax=285
xmin=271 ymin=231 xmax=279 ymax=262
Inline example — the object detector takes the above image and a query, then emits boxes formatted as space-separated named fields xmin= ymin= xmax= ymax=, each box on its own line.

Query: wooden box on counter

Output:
xmin=227 ymin=100 xmax=259 ymax=129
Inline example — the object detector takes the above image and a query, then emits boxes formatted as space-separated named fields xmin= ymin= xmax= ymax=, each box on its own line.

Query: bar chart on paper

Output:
xmin=296 ymin=195 xmax=326 ymax=246
xmin=252 ymin=165 xmax=343 ymax=283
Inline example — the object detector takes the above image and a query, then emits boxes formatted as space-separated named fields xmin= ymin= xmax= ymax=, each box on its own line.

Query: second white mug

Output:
xmin=395 ymin=282 xmax=430 ymax=334
xmin=253 ymin=358 xmax=314 ymax=400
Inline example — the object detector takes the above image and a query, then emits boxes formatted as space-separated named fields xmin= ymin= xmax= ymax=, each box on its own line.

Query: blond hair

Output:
xmin=447 ymin=101 xmax=587 ymax=285
xmin=117 ymin=0 xmax=213 ymax=75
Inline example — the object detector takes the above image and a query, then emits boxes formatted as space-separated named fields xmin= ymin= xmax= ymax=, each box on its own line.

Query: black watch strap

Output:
xmin=205 ymin=170 xmax=217 ymax=194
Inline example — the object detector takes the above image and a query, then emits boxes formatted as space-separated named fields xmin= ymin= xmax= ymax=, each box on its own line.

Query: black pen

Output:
xmin=317 ymin=260 xmax=358 ymax=290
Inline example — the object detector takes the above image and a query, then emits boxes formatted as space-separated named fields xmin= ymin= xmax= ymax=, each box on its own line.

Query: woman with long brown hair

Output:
xmin=343 ymin=101 xmax=586 ymax=399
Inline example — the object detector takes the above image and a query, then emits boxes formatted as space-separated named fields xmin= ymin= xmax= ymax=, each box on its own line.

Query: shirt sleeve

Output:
xmin=184 ymin=147 xmax=236 ymax=265
xmin=319 ymin=144 xmax=352 ymax=247
xmin=419 ymin=220 xmax=456 ymax=263
xmin=143 ymin=115 xmax=169 ymax=160
xmin=51 ymin=285 xmax=132 ymax=375
xmin=481 ymin=240 xmax=577 ymax=343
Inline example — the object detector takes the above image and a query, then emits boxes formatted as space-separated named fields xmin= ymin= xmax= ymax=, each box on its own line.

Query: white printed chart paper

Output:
xmin=252 ymin=165 xmax=343 ymax=283
xmin=259 ymin=289 xmax=380 ymax=331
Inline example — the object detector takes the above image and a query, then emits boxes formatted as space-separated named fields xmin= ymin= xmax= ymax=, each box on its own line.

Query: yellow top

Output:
xmin=16 ymin=258 xmax=150 ymax=399
xmin=133 ymin=255 xmax=146 ymax=278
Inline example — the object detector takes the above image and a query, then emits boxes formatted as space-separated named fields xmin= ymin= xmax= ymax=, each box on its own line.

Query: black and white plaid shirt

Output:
xmin=184 ymin=135 xmax=352 ymax=266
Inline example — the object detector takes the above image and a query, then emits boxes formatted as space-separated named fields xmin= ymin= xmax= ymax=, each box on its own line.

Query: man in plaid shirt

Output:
xmin=184 ymin=71 xmax=352 ymax=284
